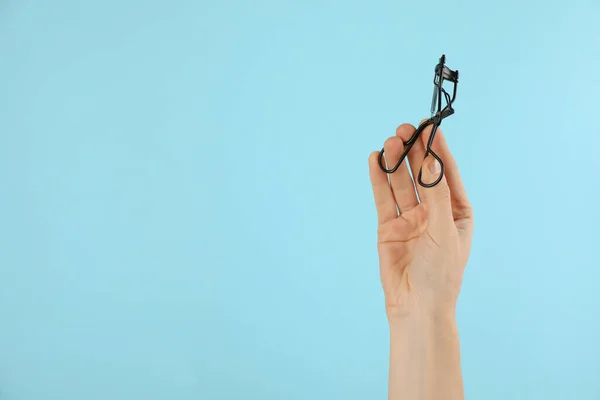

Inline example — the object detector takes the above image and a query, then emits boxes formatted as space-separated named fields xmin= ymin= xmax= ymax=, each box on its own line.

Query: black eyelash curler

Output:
xmin=378 ymin=54 xmax=459 ymax=188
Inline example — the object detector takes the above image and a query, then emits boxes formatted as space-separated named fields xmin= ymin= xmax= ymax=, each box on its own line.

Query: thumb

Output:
xmin=418 ymin=155 xmax=452 ymax=216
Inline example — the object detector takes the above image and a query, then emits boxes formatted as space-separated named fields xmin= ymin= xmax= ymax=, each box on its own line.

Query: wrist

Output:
xmin=387 ymin=308 xmax=463 ymax=400
xmin=388 ymin=309 xmax=458 ymax=347
xmin=387 ymin=303 xmax=456 ymax=330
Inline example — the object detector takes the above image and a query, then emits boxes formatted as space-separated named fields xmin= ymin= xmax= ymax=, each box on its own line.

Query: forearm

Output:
xmin=388 ymin=310 xmax=463 ymax=400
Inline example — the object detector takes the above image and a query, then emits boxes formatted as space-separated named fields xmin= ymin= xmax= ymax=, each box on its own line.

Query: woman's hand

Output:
xmin=368 ymin=122 xmax=474 ymax=400
xmin=369 ymin=122 xmax=474 ymax=321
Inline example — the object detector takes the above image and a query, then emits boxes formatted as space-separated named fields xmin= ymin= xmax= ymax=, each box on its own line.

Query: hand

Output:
xmin=369 ymin=122 xmax=474 ymax=400
xmin=368 ymin=122 xmax=474 ymax=321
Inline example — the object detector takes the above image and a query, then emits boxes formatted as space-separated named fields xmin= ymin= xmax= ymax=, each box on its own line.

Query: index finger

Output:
xmin=368 ymin=151 xmax=398 ymax=225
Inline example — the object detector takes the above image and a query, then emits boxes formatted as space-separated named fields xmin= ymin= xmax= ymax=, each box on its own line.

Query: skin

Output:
xmin=368 ymin=121 xmax=474 ymax=400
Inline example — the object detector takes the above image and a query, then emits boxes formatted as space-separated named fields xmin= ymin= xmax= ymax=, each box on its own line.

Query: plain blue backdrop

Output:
xmin=1 ymin=0 xmax=599 ymax=399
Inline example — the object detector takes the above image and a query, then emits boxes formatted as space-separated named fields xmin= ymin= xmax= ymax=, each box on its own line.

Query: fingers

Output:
xmin=419 ymin=124 xmax=474 ymax=234
xmin=416 ymin=155 xmax=453 ymax=223
xmin=373 ymin=120 xmax=474 ymax=241
xmin=396 ymin=123 xmax=427 ymax=195
xmin=368 ymin=151 xmax=398 ymax=225
xmin=383 ymin=134 xmax=418 ymax=212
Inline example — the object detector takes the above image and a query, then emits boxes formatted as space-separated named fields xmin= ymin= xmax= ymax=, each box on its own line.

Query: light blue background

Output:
xmin=1 ymin=0 xmax=599 ymax=399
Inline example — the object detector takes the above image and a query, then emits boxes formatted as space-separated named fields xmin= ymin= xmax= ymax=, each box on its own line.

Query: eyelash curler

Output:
xmin=377 ymin=54 xmax=459 ymax=188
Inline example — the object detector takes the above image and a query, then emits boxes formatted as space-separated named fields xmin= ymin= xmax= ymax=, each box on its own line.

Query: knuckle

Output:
xmin=395 ymin=123 xmax=416 ymax=140
xmin=383 ymin=137 xmax=396 ymax=148
xmin=369 ymin=151 xmax=380 ymax=163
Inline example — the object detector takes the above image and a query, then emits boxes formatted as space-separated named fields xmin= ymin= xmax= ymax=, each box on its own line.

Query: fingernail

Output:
xmin=428 ymin=158 xmax=441 ymax=175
